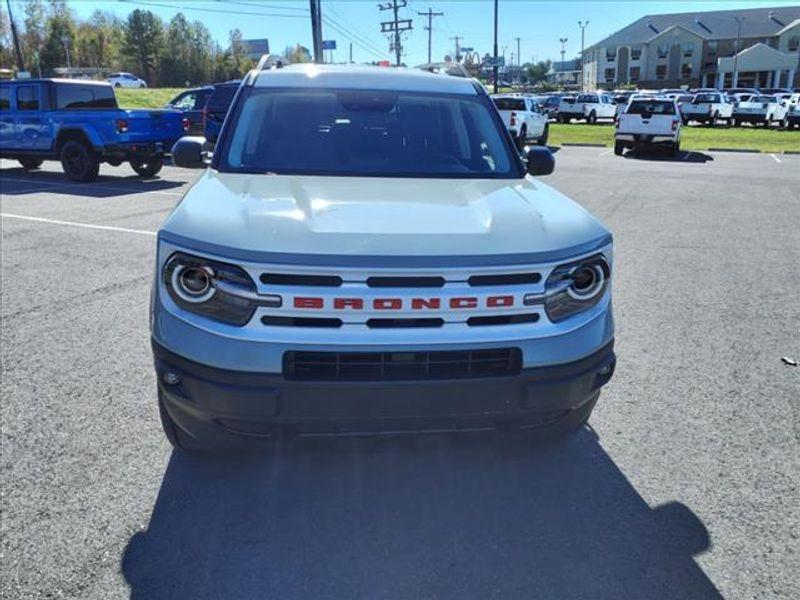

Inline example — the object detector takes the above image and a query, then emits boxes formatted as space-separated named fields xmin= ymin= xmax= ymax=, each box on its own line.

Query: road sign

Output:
xmin=322 ymin=40 xmax=337 ymax=50
xmin=460 ymin=46 xmax=474 ymax=52
xmin=484 ymin=56 xmax=505 ymax=67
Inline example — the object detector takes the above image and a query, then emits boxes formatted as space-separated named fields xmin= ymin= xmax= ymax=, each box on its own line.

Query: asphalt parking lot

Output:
xmin=2 ymin=148 xmax=798 ymax=599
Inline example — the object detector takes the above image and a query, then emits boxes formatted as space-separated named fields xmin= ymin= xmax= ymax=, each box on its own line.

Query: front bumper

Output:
xmin=154 ymin=339 xmax=615 ymax=444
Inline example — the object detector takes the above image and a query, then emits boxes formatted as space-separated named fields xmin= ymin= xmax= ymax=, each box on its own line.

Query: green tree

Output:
xmin=39 ymin=3 xmax=76 ymax=75
xmin=122 ymin=9 xmax=163 ymax=84
xmin=188 ymin=20 xmax=214 ymax=84
xmin=159 ymin=12 xmax=192 ymax=85
xmin=525 ymin=60 xmax=552 ymax=85
xmin=22 ymin=0 xmax=46 ymax=75
xmin=284 ymin=44 xmax=311 ymax=64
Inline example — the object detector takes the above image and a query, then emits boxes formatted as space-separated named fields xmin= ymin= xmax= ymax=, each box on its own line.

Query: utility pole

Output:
xmin=450 ymin=35 xmax=462 ymax=63
xmin=732 ymin=16 xmax=745 ymax=89
xmin=492 ymin=0 xmax=499 ymax=93
xmin=349 ymin=42 xmax=353 ymax=63
xmin=417 ymin=8 xmax=444 ymax=65
xmin=559 ymin=37 xmax=568 ymax=64
xmin=515 ymin=36 xmax=521 ymax=67
xmin=309 ymin=0 xmax=324 ymax=63
xmin=379 ymin=0 xmax=412 ymax=66
xmin=6 ymin=0 xmax=26 ymax=73
xmin=578 ymin=20 xmax=588 ymax=92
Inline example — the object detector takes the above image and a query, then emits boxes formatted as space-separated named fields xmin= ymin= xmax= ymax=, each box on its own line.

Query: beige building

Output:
xmin=582 ymin=6 xmax=800 ymax=90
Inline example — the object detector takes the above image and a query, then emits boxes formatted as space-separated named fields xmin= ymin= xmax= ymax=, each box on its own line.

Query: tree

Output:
xmin=39 ymin=2 xmax=76 ymax=75
xmin=525 ymin=60 xmax=552 ymax=85
xmin=122 ymin=9 xmax=163 ymax=84
xmin=22 ymin=0 xmax=46 ymax=75
xmin=159 ymin=12 xmax=192 ymax=85
xmin=284 ymin=44 xmax=311 ymax=64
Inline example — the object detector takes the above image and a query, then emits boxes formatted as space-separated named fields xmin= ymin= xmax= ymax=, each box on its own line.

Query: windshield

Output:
xmin=218 ymin=87 xmax=520 ymax=178
xmin=493 ymin=97 xmax=526 ymax=111
xmin=752 ymin=96 xmax=775 ymax=103
xmin=694 ymin=94 xmax=719 ymax=103
xmin=626 ymin=100 xmax=676 ymax=115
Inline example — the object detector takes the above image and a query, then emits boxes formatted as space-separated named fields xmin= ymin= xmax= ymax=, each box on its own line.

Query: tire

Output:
xmin=18 ymin=157 xmax=43 ymax=170
xmin=130 ymin=156 xmax=163 ymax=178
xmin=59 ymin=140 xmax=100 ymax=182
xmin=733 ymin=118 xmax=740 ymax=127
xmin=516 ymin=125 xmax=527 ymax=150
xmin=114 ymin=82 xmax=121 ymax=88
xmin=139 ymin=83 xmax=146 ymax=88
xmin=537 ymin=124 xmax=549 ymax=146
xmin=671 ymin=140 xmax=680 ymax=156
xmin=614 ymin=141 xmax=625 ymax=156
xmin=587 ymin=110 xmax=597 ymax=125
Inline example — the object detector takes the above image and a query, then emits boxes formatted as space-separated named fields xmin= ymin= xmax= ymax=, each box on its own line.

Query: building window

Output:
xmin=604 ymin=68 xmax=616 ymax=82
xmin=631 ymin=46 xmax=642 ymax=60
xmin=681 ymin=63 xmax=692 ymax=78
xmin=606 ymin=47 xmax=616 ymax=61
xmin=707 ymin=41 xmax=718 ymax=55
xmin=789 ymin=36 xmax=800 ymax=52
xmin=657 ymin=43 xmax=669 ymax=59
xmin=683 ymin=42 xmax=694 ymax=57
xmin=629 ymin=66 xmax=640 ymax=81
xmin=656 ymin=65 xmax=667 ymax=80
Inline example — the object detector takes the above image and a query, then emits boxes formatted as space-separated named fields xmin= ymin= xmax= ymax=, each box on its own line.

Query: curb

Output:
xmin=781 ymin=150 xmax=800 ymax=155
xmin=561 ymin=142 xmax=607 ymax=148
xmin=707 ymin=147 xmax=761 ymax=153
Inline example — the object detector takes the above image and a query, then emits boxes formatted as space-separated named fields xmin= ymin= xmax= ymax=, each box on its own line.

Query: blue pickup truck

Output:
xmin=0 ymin=78 xmax=185 ymax=182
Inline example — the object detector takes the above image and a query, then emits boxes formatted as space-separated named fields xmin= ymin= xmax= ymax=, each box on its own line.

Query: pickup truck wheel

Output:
xmin=130 ymin=156 xmax=164 ymax=178
xmin=60 ymin=140 xmax=100 ymax=183
xmin=671 ymin=141 xmax=680 ymax=156
xmin=614 ymin=141 xmax=625 ymax=156
xmin=587 ymin=111 xmax=597 ymax=124
xmin=516 ymin=126 xmax=527 ymax=150
xmin=18 ymin=158 xmax=43 ymax=171
xmin=537 ymin=124 xmax=549 ymax=146
xmin=781 ymin=117 xmax=790 ymax=129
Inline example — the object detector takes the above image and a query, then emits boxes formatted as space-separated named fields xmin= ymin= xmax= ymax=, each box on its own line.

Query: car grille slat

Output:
xmin=284 ymin=348 xmax=522 ymax=381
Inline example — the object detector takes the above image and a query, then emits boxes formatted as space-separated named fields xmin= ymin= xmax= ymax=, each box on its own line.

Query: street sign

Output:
xmin=322 ymin=40 xmax=337 ymax=50
xmin=484 ymin=56 xmax=505 ymax=67
xmin=460 ymin=46 xmax=474 ymax=52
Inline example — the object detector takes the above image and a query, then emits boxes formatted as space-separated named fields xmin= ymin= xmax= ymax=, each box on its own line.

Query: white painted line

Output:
xmin=1 ymin=213 xmax=156 ymax=236
xmin=598 ymin=149 xmax=612 ymax=157
xmin=769 ymin=153 xmax=782 ymax=163
xmin=0 ymin=176 xmax=183 ymax=196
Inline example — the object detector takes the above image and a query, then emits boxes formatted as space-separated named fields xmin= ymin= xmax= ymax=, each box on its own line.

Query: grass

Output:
xmin=115 ymin=87 xmax=186 ymax=109
xmin=549 ymin=122 xmax=800 ymax=153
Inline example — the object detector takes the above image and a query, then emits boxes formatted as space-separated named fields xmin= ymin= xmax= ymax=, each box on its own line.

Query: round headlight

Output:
xmin=172 ymin=264 xmax=215 ymax=303
xmin=567 ymin=263 xmax=605 ymax=300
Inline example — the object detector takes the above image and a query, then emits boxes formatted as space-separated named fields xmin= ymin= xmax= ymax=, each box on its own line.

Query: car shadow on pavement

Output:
xmin=121 ymin=429 xmax=722 ymax=599
xmin=624 ymin=149 xmax=714 ymax=163
xmin=0 ymin=167 xmax=185 ymax=197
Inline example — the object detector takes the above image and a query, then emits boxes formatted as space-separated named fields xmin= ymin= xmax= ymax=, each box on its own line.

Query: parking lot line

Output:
xmin=1 ymin=212 xmax=156 ymax=236
xmin=0 ymin=175 xmax=184 ymax=197
xmin=769 ymin=153 xmax=782 ymax=163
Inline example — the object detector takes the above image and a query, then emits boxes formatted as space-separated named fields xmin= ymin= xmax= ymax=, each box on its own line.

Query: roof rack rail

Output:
xmin=256 ymin=54 xmax=287 ymax=71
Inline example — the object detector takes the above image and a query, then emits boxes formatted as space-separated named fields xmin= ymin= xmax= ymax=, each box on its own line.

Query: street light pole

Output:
xmin=732 ymin=16 xmax=745 ymax=89
xmin=578 ymin=21 xmax=588 ymax=92
xmin=559 ymin=38 xmax=568 ymax=87
xmin=492 ymin=0 xmax=498 ymax=94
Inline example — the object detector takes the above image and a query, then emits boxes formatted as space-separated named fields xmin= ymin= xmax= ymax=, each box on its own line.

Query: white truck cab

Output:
xmin=160 ymin=64 xmax=615 ymax=450
xmin=681 ymin=92 xmax=733 ymax=126
xmin=614 ymin=97 xmax=681 ymax=156
xmin=558 ymin=92 xmax=616 ymax=124
xmin=491 ymin=94 xmax=549 ymax=148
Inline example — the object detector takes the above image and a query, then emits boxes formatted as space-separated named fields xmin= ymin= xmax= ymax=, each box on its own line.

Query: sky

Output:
xmin=35 ymin=0 xmax=800 ymax=65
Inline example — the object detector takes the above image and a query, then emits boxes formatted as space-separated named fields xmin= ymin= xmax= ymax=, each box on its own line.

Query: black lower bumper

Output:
xmin=103 ymin=140 xmax=178 ymax=159
xmin=153 ymin=340 xmax=615 ymax=446
xmin=732 ymin=115 xmax=768 ymax=124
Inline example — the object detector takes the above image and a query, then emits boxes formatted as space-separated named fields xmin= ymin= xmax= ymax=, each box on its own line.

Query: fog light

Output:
xmin=162 ymin=371 xmax=181 ymax=385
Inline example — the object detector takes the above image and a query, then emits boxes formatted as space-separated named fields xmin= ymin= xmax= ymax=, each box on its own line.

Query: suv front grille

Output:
xmin=284 ymin=348 xmax=522 ymax=381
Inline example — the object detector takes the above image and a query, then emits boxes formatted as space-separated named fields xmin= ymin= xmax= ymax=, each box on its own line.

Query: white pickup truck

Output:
xmin=680 ymin=92 xmax=733 ymax=126
xmin=491 ymin=95 xmax=549 ymax=147
xmin=732 ymin=94 xmax=782 ymax=126
xmin=558 ymin=93 xmax=616 ymax=124
xmin=614 ymin=97 xmax=681 ymax=156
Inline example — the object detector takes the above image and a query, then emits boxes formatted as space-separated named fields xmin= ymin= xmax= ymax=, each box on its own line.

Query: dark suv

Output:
xmin=203 ymin=81 xmax=241 ymax=144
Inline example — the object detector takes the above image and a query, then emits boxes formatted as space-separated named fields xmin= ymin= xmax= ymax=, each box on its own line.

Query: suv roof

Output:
xmin=252 ymin=64 xmax=479 ymax=95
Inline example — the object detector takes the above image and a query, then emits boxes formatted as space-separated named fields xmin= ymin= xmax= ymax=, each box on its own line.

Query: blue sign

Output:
xmin=460 ymin=46 xmax=474 ymax=52
xmin=322 ymin=40 xmax=337 ymax=50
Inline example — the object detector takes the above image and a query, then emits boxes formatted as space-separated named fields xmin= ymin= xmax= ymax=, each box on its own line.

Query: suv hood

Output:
xmin=160 ymin=170 xmax=610 ymax=260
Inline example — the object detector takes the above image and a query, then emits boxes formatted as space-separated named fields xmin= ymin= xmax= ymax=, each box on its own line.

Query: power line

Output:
xmin=417 ymin=7 xmax=444 ymax=64
xmin=117 ymin=0 xmax=308 ymax=18
xmin=324 ymin=7 xmax=389 ymax=59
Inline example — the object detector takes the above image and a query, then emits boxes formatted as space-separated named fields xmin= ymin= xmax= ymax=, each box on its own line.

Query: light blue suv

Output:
xmin=154 ymin=63 xmax=615 ymax=450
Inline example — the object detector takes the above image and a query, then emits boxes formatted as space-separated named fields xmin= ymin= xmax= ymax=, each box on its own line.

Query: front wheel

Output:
xmin=614 ymin=141 xmax=625 ymax=156
xmin=59 ymin=140 xmax=100 ymax=182
xmin=114 ymin=82 xmax=121 ymax=88
xmin=139 ymin=83 xmax=146 ymax=88
xmin=130 ymin=156 xmax=163 ymax=178
xmin=671 ymin=140 xmax=680 ymax=156
xmin=18 ymin=157 xmax=43 ymax=170
xmin=587 ymin=111 xmax=597 ymax=125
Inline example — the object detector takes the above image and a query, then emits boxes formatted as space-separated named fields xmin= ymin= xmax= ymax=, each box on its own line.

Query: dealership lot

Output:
xmin=1 ymin=148 xmax=798 ymax=599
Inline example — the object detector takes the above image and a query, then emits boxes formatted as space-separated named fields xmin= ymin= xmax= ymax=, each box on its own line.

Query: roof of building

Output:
xmin=587 ymin=5 xmax=800 ymax=50
xmin=253 ymin=64 xmax=480 ymax=94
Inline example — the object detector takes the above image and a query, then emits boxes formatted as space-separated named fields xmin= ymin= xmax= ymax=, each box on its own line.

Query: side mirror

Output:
xmin=171 ymin=136 xmax=206 ymax=169
xmin=525 ymin=146 xmax=555 ymax=176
